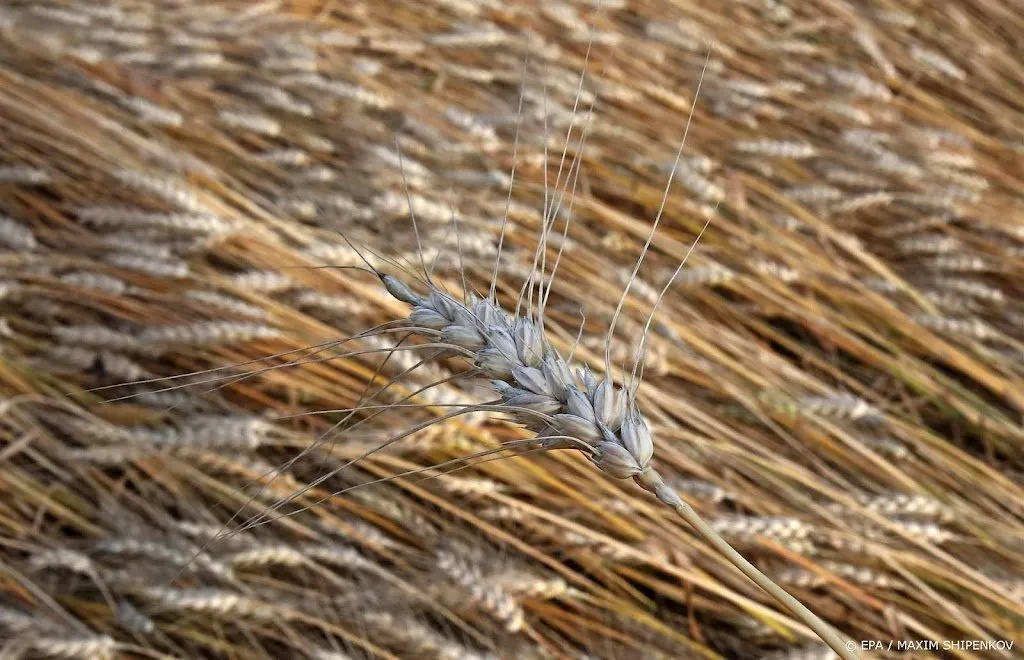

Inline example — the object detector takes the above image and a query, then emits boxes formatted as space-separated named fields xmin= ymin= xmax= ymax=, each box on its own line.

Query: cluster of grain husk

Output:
xmin=1 ymin=1 xmax=1022 ymax=659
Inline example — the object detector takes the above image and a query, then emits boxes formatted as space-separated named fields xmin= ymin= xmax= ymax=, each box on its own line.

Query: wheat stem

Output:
xmin=636 ymin=468 xmax=857 ymax=660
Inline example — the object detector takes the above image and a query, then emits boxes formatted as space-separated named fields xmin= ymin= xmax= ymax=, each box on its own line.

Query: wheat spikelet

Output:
xmin=436 ymin=548 xmax=526 ymax=632
xmin=0 ymin=214 xmax=38 ymax=250
xmin=114 ymin=600 xmax=155 ymax=635
xmin=798 ymin=394 xmax=882 ymax=424
xmin=25 ymin=633 xmax=118 ymax=660
xmin=851 ymin=493 xmax=954 ymax=523
xmin=39 ymin=347 xmax=153 ymax=381
xmin=923 ymin=291 xmax=983 ymax=314
xmin=29 ymin=548 xmax=95 ymax=575
xmin=832 ymin=191 xmax=894 ymax=213
xmin=120 ymin=96 xmax=184 ymax=126
xmin=126 ymin=415 xmax=274 ymax=451
xmin=78 ymin=206 xmax=236 ymax=234
xmin=826 ymin=67 xmax=892 ymax=101
xmin=139 ymin=587 xmax=284 ymax=621
xmin=57 ymin=271 xmax=127 ymax=296
xmin=95 ymin=538 xmax=233 ymax=579
xmin=184 ymin=290 xmax=269 ymax=319
xmin=774 ymin=561 xmax=898 ymax=590
xmin=898 ymin=520 xmax=958 ymax=546
xmin=915 ymin=315 xmax=999 ymax=341
xmin=136 ymin=321 xmax=281 ymax=346
xmin=0 ymin=165 xmax=52 ymax=184
xmin=733 ymin=139 xmax=817 ymax=159
xmin=361 ymin=611 xmax=494 ymax=660
xmin=936 ymin=278 xmax=1006 ymax=304
xmin=710 ymin=516 xmax=815 ymax=541
xmin=224 ymin=269 xmax=294 ymax=292
xmin=111 ymin=171 xmax=210 ymax=214
xmin=909 ymin=45 xmax=967 ymax=80
xmin=51 ymin=325 xmax=147 ymax=354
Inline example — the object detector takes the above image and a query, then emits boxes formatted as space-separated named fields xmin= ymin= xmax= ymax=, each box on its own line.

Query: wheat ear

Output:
xmin=373 ymin=269 xmax=856 ymax=660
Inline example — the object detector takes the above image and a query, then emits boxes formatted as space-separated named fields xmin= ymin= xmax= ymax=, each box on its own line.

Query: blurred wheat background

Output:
xmin=1 ymin=1 xmax=1022 ymax=658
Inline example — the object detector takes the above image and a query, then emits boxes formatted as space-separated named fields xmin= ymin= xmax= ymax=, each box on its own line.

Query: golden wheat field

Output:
xmin=1 ymin=1 xmax=1022 ymax=658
